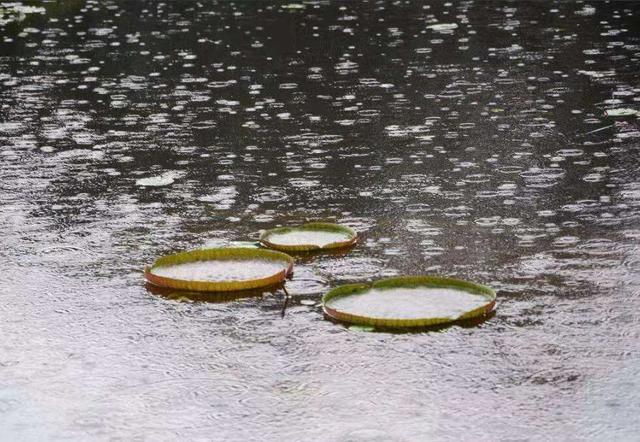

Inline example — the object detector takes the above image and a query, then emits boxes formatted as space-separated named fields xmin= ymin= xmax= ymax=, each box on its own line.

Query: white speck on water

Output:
xmin=151 ymin=259 xmax=287 ymax=282
xmin=0 ymin=3 xmax=45 ymax=26
xmin=281 ymin=3 xmax=305 ymax=9
xmin=326 ymin=287 xmax=490 ymax=320
xmin=136 ymin=171 xmax=183 ymax=187
xmin=578 ymin=70 xmax=616 ymax=79
xmin=266 ymin=230 xmax=352 ymax=247
xmin=605 ymin=108 xmax=638 ymax=117
xmin=426 ymin=23 xmax=458 ymax=33
xmin=576 ymin=6 xmax=596 ymax=16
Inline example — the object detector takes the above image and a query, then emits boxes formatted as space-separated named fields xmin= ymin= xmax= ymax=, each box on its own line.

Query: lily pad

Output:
xmin=145 ymin=248 xmax=294 ymax=292
xmin=322 ymin=276 xmax=496 ymax=329
xmin=260 ymin=222 xmax=357 ymax=252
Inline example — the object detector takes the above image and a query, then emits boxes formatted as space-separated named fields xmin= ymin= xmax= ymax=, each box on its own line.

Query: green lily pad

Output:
xmin=145 ymin=248 xmax=294 ymax=292
xmin=260 ymin=222 xmax=357 ymax=252
xmin=323 ymin=276 xmax=496 ymax=329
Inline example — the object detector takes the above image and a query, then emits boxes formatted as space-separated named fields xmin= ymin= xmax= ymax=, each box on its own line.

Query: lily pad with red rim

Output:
xmin=260 ymin=222 xmax=357 ymax=253
xmin=145 ymin=247 xmax=294 ymax=292
xmin=322 ymin=276 xmax=496 ymax=329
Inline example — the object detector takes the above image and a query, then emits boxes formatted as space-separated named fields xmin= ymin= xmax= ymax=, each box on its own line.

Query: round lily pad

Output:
xmin=145 ymin=248 xmax=294 ymax=292
xmin=260 ymin=222 xmax=357 ymax=252
xmin=322 ymin=276 xmax=496 ymax=329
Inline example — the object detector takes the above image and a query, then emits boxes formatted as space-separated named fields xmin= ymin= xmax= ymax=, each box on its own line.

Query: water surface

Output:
xmin=1 ymin=0 xmax=639 ymax=440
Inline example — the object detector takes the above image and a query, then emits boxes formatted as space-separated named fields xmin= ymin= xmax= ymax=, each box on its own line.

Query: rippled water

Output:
xmin=1 ymin=1 xmax=639 ymax=440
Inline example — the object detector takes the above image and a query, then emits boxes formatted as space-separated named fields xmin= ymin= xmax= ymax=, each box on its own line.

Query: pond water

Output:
xmin=1 ymin=0 xmax=639 ymax=440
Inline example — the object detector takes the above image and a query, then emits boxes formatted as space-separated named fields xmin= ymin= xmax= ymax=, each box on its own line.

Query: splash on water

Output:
xmin=135 ymin=171 xmax=183 ymax=187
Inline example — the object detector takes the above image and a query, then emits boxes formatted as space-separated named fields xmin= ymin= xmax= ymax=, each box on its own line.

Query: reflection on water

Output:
xmin=1 ymin=0 xmax=639 ymax=440
xmin=145 ymin=283 xmax=283 ymax=304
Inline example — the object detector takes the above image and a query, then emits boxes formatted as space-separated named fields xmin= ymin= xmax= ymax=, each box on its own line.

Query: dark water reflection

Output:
xmin=1 ymin=0 xmax=639 ymax=440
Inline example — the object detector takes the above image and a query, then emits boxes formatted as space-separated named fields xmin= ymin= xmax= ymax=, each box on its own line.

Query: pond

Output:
xmin=1 ymin=1 xmax=639 ymax=440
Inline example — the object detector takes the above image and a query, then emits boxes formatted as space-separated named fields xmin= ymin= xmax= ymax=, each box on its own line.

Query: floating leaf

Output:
xmin=260 ymin=222 xmax=357 ymax=252
xmin=145 ymin=248 xmax=294 ymax=292
xmin=323 ymin=276 xmax=496 ymax=329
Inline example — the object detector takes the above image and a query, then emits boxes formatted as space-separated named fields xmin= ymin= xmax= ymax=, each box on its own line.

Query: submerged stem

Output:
xmin=280 ymin=283 xmax=291 ymax=318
